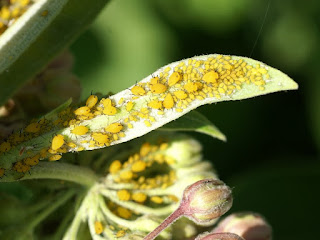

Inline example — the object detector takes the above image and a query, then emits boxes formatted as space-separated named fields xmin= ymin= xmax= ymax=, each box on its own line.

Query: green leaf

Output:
xmin=229 ymin=159 xmax=320 ymax=240
xmin=159 ymin=110 xmax=226 ymax=141
xmin=0 ymin=0 xmax=109 ymax=105
xmin=0 ymin=54 xmax=298 ymax=172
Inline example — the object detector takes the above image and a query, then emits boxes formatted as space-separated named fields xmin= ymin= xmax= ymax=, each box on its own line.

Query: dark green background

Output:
xmin=70 ymin=0 xmax=320 ymax=239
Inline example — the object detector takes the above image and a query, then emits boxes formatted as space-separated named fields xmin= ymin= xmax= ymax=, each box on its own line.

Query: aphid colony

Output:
xmin=0 ymin=0 xmax=35 ymax=35
xmin=0 ymin=55 xmax=270 ymax=177
xmin=94 ymin=141 xmax=179 ymax=238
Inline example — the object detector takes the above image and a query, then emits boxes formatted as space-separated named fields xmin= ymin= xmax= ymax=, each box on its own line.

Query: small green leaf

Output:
xmin=159 ymin=110 xmax=226 ymax=141
xmin=0 ymin=0 xmax=109 ymax=105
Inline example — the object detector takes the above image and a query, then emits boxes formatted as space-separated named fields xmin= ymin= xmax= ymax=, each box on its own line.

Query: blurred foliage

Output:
xmin=69 ymin=0 xmax=320 ymax=239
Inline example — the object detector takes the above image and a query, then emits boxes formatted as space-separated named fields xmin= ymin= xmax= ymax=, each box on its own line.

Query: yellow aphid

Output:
xmin=49 ymin=155 xmax=62 ymax=161
xmin=113 ymin=134 xmax=119 ymax=141
xmin=149 ymin=116 xmax=156 ymax=122
xmin=140 ymin=142 xmax=151 ymax=157
xmin=109 ymin=160 xmax=122 ymax=174
xmin=118 ymin=98 xmax=125 ymax=105
xmin=160 ymin=142 xmax=169 ymax=150
xmin=72 ymin=125 xmax=89 ymax=135
xmin=150 ymin=76 xmax=159 ymax=84
xmin=86 ymin=95 xmax=98 ymax=108
xmin=25 ymin=122 xmax=41 ymax=133
xmin=195 ymin=82 xmax=203 ymax=89
xmin=100 ymin=98 xmax=112 ymax=107
xmin=74 ymin=106 xmax=90 ymax=116
xmin=92 ymin=133 xmax=109 ymax=145
xmin=51 ymin=134 xmax=64 ymax=150
xmin=117 ymin=207 xmax=132 ymax=219
xmin=120 ymin=170 xmax=133 ymax=180
xmin=126 ymin=101 xmax=134 ymax=111
xmin=117 ymin=189 xmax=131 ymax=201
xmin=0 ymin=141 xmax=11 ymax=153
xmin=144 ymin=120 xmax=151 ymax=127
xmin=67 ymin=142 xmax=77 ymax=148
xmin=150 ymin=196 xmax=163 ymax=204
xmin=41 ymin=10 xmax=48 ymax=17
xmin=184 ymin=82 xmax=199 ymax=92
xmin=9 ymin=132 xmax=25 ymax=145
xmin=163 ymin=93 xmax=174 ymax=109
xmin=103 ymin=106 xmax=117 ymax=115
xmin=24 ymin=155 xmax=40 ymax=166
xmin=131 ymin=160 xmax=146 ymax=172
xmin=105 ymin=123 xmax=123 ymax=133
xmin=0 ymin=168 xmax=4 ymax=177
xmin=148 ymin=100 xmax=163 ymax=109
xmin=132 ymin=192 xmax=147 ymax=203
xmin=141 ymin=107 xmax=149 ymax=114
xmin=21 ymin=0 xmax=31 ymax=7
xmin=168 ymin=72 xmax=182 ymax=86
xmin=131 ymin=85 xmax=146 ymax=96
xmin=116 ymin=230 xmax=126 ymax=238
xmin=94 ymin=221 xmax=104 ymax=235
xmin=58 ymin=147 xmax=67 ymax=153
xmin=0 ymin=7 xmax=10 ymax=20
xmin=203 ymin=70 xmax=219 ymax=83
xmin=40 ymin=148 xmax=48 ymax=158
xmin=13 ymin=161 xmax=30 ymax=173
xmin=168 ymin=195 xmax=179 ymax=202
xmin=150 ymin=83 xmax=167 ymax=94
xmin=173 ymin=90 xmax=188 ymax=100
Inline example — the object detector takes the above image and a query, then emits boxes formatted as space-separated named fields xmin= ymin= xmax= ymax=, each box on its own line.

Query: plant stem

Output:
xmin=26 ymin=189 xmax=76 ymax=230
xmin=20 ymin=162 xmax=99 ymax=187
xmin=52 ymin=202 xmax=76 ymax=240
xmin=143 ymin=206 xmax=183 ymax=240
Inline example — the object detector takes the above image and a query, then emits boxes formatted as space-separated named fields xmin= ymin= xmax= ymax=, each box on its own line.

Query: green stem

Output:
xmin=52 ymin=203 xmax=76 ymax=240
xmin=24 ymin=195 xmax=55 ymax=215
xmin=26 ymin=190 xmax=76 ymax=230
xmin=20 ymin=162 xmax=99 ymax=187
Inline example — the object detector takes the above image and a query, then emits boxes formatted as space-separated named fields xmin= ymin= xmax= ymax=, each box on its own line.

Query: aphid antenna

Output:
xmin=31 ymin=143 xmax=44 ymax=151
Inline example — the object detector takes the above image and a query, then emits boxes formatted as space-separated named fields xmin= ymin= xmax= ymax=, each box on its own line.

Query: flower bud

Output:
xmin=180 ymin=179 xmax=233 ymax=225
xmin=212 ymin=212 xmax=272 ymax=240
xmin=144 ymin=179 xmax=232 ymax=240
xmin=195 ymin=232 xmax=244 ymax=240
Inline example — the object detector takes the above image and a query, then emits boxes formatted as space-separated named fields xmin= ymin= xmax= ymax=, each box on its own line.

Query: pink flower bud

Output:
xmin=212 ymin=212 xmax=272 ymax=240
xmin=144 ymin=179 xmax=233 ymax=240
xmin=180 ymin=179 xmax=233 ymax=225
xmin=195 ymin=232 xmax=244 ymax=240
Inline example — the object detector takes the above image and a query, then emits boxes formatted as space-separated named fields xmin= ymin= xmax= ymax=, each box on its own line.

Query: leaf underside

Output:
xmin=0 ymin=54 xmax=298 ymax=175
